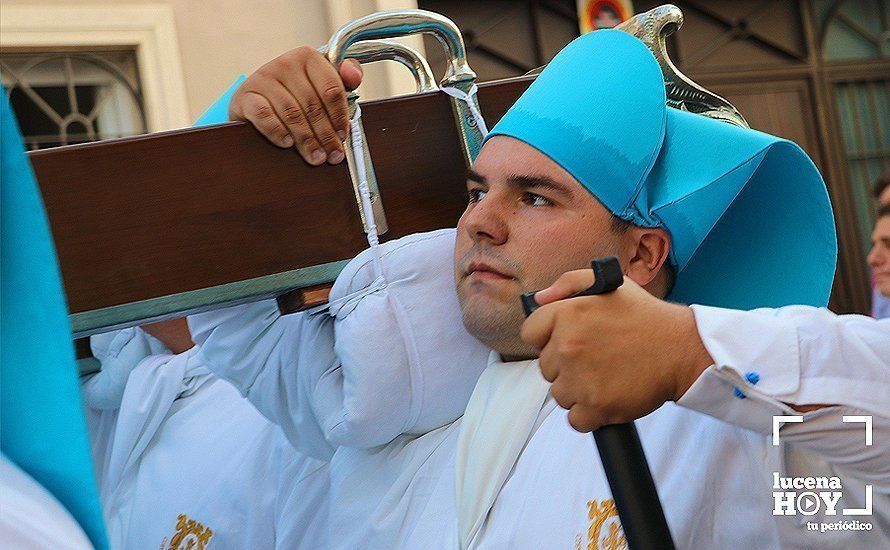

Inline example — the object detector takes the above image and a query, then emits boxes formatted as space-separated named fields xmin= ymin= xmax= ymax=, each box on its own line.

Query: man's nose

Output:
xmin=463 ymin=193 xmax=509 ymax=246
xmin=868 ymin=244 xmax=883 ymax=268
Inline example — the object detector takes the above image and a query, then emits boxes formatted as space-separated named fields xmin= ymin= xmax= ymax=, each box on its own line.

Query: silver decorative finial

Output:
xmin=617 ymin=4 xmax=749 ymax=128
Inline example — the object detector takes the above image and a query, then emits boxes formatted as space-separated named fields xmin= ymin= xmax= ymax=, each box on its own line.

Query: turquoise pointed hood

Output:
xmin=486 ymin=30 xmax=837 ymax=309
xmin=1 ymin=91 xmax=108 ymax=549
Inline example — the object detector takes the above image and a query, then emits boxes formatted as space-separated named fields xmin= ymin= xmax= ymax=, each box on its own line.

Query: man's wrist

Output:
xmin=141 ymin=318 xmax=195 ymax=355
xmin=669 ymin=304 xmax=714 ymax=401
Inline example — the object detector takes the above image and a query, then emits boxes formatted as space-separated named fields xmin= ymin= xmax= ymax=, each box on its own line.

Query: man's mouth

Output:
xmin=466 ymin=259 xmax=513 ymax=281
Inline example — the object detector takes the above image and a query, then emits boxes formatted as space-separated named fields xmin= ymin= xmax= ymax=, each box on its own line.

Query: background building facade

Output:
xmin=2 ymin=0 xmax=887 ymax=313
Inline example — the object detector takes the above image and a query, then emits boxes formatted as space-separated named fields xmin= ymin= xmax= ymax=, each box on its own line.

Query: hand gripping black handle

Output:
xmin=520 ymin=256 xmax=624 ymax=315
xmin=522 ymin=257 xmax=676 ymax=550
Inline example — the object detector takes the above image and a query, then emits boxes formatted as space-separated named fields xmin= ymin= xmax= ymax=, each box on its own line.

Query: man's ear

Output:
xmin=625 ymin=226 xmax=671 ymax=289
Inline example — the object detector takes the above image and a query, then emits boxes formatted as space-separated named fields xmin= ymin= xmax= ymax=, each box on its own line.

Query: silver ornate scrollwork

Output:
xmin=325 ymin=9 xmax=485 ymax=165
xmin=527 ymin=4 xmax=749 ymax=129
xmin=616 ymin=4 xmax=749 ymax=128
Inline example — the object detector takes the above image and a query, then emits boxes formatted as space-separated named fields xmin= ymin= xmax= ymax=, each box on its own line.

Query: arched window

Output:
xmin=817 ymin=0 xmax=890 ymax=61
xmin=1 ymin=51 xmax=147 ymax=150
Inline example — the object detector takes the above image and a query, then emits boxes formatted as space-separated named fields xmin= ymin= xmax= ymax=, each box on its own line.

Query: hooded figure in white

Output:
xmin=190 ymin=30 xmax=889 ymax=550
xmin=190 ymin=228 xmax=491 ymax=547
xmin=82 ymin=327 xmax=328 ymax=549
xmin=191 ymin=231 xmax=889 ymax=549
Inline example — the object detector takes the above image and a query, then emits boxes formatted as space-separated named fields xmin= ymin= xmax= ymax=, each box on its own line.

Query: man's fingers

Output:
xmin=549 ymin=376 xmax=579 ymax=411
xmin=567 ymin=405 xmax=598 ymax=433
xmin=340 ymin=58 xmax=363 ymax=91
xmin=232 ymin=91 xmax=294 ymax=149
xmin=519 ymin=301 xmax=558 ymax=349
xmin=260 ymin=82 xmax=329 ymax=165
xmin=278 ymin=68 xmax=344 ymax=164
xmin=537 ymin=347 xmax=559 ymax=382
xmin=534 ymin=269 xmax=596 ymax=306
xmin=305 ymin=55 xmax=349 ymax=154
xmin=232 ymin=45 xmax=352 ymax=164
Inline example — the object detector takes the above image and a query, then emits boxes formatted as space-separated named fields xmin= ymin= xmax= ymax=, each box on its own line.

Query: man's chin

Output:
xmin=459 ymin=297 xmax=523 ymax=346
xmin=876 ymin=275 xmax=890 ymax=298
xmin=459 ymin=281 xmax=517 ymax=313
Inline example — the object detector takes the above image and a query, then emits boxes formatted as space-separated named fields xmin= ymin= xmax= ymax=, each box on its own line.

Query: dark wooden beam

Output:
xmin=30 ymin=76 xmax=535 ymax=337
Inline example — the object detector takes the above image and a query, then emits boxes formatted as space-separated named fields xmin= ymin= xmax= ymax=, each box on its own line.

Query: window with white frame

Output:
xmin=1 ymin=49 xmax=147 ymax=150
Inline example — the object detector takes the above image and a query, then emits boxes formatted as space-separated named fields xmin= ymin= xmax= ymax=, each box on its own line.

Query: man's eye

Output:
xmin=521 ymin=193 xmax=553 ymax=207
xmin=467 ymin=189 xmax=486 ymax=203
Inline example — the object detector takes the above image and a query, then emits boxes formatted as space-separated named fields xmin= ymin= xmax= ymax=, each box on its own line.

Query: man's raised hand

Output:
xmin=520 ymin=270 xmax=714 ymax=432
xmin=229 ymin=46 xmax=363 ymax=166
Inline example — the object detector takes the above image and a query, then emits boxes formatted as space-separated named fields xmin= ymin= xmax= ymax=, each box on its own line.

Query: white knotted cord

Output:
xmin=323 ymin=88 xmax=485 ymax=316
xmin=304 ymin=104 xmax=386 ymax=318
xmin=441 ymin=83 xmax=489 ymax=137
xmin=349 ymin=104 xmax=384 ymax=278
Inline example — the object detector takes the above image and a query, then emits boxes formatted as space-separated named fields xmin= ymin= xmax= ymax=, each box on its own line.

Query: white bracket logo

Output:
xmin=772 ymin=415 xmax=873 ymax=517
xmin=773 ymin=415 xmax=803 ymax=446
xmin=772 ymin=415 xmax=873 ymax=447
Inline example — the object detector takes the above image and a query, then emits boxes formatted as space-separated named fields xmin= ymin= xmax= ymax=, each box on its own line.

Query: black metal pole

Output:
xmin=593 ymin=423 xmax=674 ymax=549
xmin=522 ymin=257 xmax=675 ymax=550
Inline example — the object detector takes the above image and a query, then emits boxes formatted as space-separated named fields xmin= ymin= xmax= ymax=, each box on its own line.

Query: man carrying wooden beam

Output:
xmin=175 ymin=28 xmax=887 ymax=549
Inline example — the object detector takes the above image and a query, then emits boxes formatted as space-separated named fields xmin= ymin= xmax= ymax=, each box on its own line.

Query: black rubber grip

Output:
xmin=520 ymin=257 xmax=676 ymax=549
xmin=521 ymin=257 xmax=622 ymax=315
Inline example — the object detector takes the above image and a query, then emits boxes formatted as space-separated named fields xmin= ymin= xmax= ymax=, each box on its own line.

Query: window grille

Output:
xmin=1 ymin=50 xmax=147 ymax=150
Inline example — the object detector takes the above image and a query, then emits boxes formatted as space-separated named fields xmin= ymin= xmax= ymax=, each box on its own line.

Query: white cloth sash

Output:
xmin=100 ymin=347 xmax=209 ymax=501
xmin=455 ymin=352 xmax=552 ymax=549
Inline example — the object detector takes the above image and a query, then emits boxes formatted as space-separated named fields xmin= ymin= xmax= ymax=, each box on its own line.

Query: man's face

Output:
xmin=454 ymin=136 xmax=625 ymax=359
xmin=868 ymin=215 xmax=890 ymax=297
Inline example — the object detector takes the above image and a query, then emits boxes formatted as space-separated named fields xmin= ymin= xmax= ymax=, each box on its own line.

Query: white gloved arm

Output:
xmin=189 ymin=301 xmax=336 ymax=461
xmin=82 ymin=327 xmax=167 ymax=410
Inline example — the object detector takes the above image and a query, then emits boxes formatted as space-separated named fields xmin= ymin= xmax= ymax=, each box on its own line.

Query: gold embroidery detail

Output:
xmin=602 ymin=521 xmax=628 ymax=550
xmin=167 ymin=514 xmax=213 ymax=550
xmin=586 ymin=499 xmax=627 ymax=550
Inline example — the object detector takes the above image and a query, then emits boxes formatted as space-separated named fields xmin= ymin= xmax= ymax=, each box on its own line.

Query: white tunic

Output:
xmin=83 ymin=328 xmax=328 ymax=550
xmin=190 ymin=298 xmax=889 ymax=549
xmin=187 ymin=301 xmax=474 ymax=548
xmin=456 ymin=305 xmax=890 ymax=549
xmin=188 ymin=230 xmax=491 ymax=548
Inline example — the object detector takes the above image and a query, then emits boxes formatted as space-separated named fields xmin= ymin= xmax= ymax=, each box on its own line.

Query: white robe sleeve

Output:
xmin=81 ymin=327 xmax=171 ymax=491
xmin=679 ymin=305 xmax=890 ymax=489
xmin=188 ymin=301 xmax=336 ymax=461
xmin=82 ymin=327 xmax=168 ymax=410
xmin=0 ymin=455 xmax=93 ymax=550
